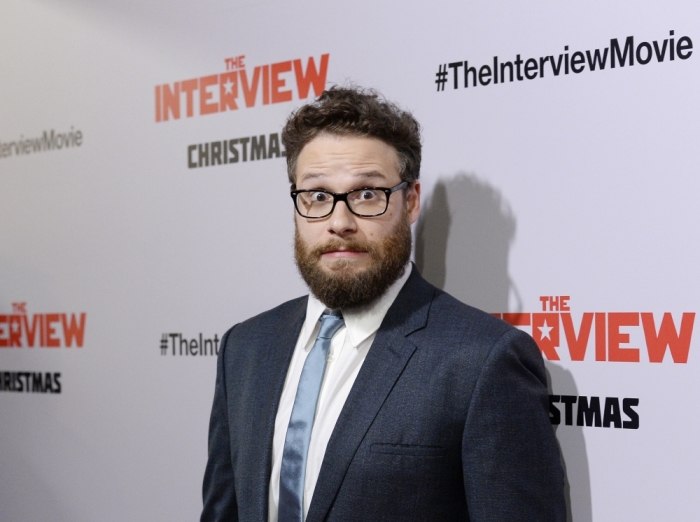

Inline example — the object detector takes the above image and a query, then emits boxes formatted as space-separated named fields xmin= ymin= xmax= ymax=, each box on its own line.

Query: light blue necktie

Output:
xmin=278 ymin=310 xmax=345 ymax=522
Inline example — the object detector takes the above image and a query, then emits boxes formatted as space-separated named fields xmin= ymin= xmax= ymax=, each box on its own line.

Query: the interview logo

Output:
xmin=494 ymin=296 xmax=695 ymax=363
xmin=155 ymin=53 xmax=329 ymax=122
xmin=0 ymin=302 xmax=86 ymax=348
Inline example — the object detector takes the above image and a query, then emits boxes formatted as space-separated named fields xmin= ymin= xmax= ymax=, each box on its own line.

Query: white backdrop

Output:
xmin=1 ymin=1 xmax=698 ymax=520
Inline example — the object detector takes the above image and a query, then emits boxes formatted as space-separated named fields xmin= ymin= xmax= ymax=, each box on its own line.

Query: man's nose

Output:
xmin=327 ymin=200 xmax=357 ymax=236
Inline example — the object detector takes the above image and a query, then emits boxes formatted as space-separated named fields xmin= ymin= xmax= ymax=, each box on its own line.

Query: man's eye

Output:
xmin=311 ymin=192 xmax=330 ymax=202
xmin=358 ymin=190 xmax=378 ymax=200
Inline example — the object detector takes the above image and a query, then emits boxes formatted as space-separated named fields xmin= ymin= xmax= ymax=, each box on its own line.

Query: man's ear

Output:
xmin=406 ymin=180 xmax=421 ymax=225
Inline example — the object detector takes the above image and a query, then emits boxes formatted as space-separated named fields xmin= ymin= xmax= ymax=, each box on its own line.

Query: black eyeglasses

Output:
xmin=291 ymin=181 xmax=408 ymax=219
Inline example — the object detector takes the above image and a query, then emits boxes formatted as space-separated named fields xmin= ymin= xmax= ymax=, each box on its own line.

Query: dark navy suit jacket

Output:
xmin=201 ymin=268 xmax=566 ymax=521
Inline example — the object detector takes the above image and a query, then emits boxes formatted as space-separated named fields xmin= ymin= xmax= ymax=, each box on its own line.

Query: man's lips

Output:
xmin=320 ymin=249 xmax=367 ymax=258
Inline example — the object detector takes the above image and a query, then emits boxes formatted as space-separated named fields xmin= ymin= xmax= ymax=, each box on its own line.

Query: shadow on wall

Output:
xmin=546 ymin=363 xmax=593 ymax=522
xmin=415 ymin=172 xmax=591 ymax=522
xmin=415 ymin=172 xmax=518 ymax=312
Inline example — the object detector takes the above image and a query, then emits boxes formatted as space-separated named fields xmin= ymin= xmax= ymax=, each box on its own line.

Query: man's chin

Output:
xmin=318 ymin=256 xmax=369 ymax=273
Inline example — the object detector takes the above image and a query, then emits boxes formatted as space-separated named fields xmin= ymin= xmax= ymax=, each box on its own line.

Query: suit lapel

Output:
xmin=306 ymin=269 xmax=435 ymax=522
xmin=249 ymin=298 xmax=308 ymax=521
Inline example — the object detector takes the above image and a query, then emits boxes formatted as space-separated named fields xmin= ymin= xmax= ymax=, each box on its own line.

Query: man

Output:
xmin=201 ymin=86 xmax=566 ymax=521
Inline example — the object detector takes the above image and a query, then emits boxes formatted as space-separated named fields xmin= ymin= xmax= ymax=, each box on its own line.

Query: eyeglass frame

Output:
xmin=290 ymin=181 xmax=409 ymax=219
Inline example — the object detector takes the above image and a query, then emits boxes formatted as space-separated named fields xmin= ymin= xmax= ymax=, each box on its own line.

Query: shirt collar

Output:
xmin=302 ymin=262 xmax=413 ymax=350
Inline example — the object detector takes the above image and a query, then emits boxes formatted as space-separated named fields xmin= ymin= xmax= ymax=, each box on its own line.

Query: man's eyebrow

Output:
xmin=298 ymin=172 xmax=326 ymax=182
xmin=354 ymin=171 xmax=387 ymax=180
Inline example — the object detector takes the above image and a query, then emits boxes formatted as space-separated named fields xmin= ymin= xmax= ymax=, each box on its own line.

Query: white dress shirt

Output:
xmin=268 ymin=263 xmax=412 ymax=522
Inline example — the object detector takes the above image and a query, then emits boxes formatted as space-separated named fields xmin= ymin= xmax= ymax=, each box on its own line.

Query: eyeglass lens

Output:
xmin=296 ymin=189 xmax=387 ymax=218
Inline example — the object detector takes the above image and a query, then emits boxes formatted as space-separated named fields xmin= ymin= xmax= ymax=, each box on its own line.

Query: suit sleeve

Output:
xmin=461 ymin=328 xmax=566 ymax=522
xmin=201 ymin=328 xmax=238 ymax=522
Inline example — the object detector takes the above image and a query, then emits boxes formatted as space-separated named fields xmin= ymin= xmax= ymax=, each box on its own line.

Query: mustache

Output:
xmin=310 ymin=238 xmax=374 ymax=257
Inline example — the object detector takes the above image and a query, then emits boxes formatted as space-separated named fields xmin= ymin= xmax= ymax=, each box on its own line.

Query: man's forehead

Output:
xmin=295 ymin=134 xmax=400 ymax=181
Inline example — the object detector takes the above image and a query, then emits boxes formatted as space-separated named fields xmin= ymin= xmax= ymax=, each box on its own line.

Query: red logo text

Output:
xmin=1 ymin=303 xmax=87 ymax=348
xmin=494 ymin=296 xmax=695 ymax=363
xmin=155 ymin=53 xmax=329 ymax=122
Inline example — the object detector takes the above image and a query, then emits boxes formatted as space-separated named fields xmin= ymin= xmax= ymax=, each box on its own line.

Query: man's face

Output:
xmin=293 ymin=134 xmax=421 ymax=309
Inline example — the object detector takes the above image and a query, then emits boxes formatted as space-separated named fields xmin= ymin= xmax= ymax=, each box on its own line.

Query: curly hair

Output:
xmin=282 ymin=86 xmax=422 ymax=185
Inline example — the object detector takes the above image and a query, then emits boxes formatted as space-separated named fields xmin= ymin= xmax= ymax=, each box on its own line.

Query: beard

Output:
xmin=294 ymin=214 xmax=413 ymax=310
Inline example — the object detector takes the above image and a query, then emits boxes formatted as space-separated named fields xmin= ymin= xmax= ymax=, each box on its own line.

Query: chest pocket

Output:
xmin=370 ymin=443 xmax=447 ymax=457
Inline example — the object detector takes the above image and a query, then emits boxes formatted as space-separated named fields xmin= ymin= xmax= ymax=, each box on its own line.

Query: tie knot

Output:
xmin=318 ymin=312 xmax=345 ymax=339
